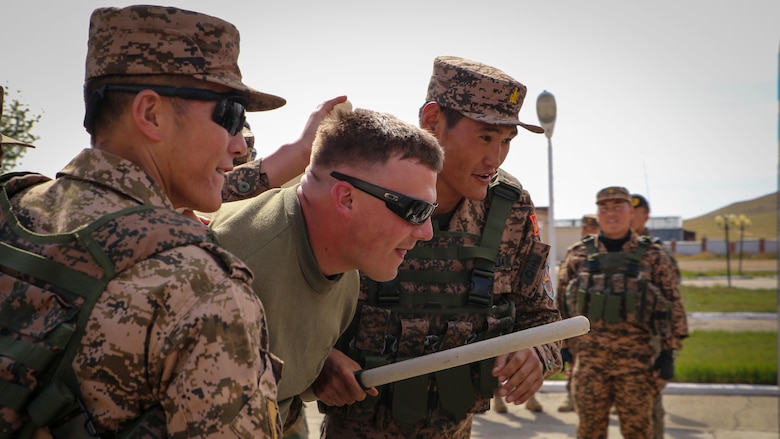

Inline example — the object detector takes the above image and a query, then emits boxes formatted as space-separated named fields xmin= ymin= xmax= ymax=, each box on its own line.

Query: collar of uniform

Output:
xmin=57 ymin=148 xmax=174 ymax=210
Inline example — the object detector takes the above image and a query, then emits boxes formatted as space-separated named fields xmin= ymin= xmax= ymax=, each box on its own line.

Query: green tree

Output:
xmin=1 ymin=86 xmax=42 ymax=173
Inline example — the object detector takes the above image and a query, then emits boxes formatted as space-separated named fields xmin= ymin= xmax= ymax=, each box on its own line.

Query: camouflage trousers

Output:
xmin=572 ymin=351 xmax=659 ymax=439
xmin=320 ymin=406 xmax=473 ymax=439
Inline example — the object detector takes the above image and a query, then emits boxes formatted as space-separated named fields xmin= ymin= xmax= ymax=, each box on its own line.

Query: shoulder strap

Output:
xmin=582 ymin=234 xmax=599 ymax=257
xmin=468 ymin=174 xmax=522 ymax=306
xmin=368 ymin=173 xmax=522 ymax=309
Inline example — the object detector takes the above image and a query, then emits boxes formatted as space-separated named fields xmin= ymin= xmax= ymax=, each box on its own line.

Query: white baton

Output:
xmin=302 ymin=315 xmax=589 ymax=401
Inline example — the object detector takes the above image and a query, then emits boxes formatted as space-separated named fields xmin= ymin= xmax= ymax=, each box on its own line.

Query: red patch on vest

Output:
xmin=530 ymin=213 xmax=540 ymax=237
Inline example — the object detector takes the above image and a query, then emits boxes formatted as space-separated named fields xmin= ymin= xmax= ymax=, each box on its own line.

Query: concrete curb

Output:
xmin=689 ymin=312 xmax=777 ymax=320
xmin=540 ymin=379 xmax=779 ymax=396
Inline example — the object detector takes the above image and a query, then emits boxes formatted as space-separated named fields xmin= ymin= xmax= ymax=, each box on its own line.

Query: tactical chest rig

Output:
xmin=0 ymin=173 xmax=237 ymax=439
xmin=334 ymin=172 xmax=524 ymax=429
xmin=562 ymin=235 xmax=672 ymax=338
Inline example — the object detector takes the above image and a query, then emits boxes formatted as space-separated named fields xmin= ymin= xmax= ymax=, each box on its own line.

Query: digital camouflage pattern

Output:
xmin=425 ymin=56 xmax=543 ymax=133
xmin=323 ymin=170 xmax=563 ymax=439
xmin=222 ymin=159 xmax=272 ymax=202
xmin=0 ymin=149 xmax=282 ymax=438
xmin=222 ymin=124 xmax=267 ymax=201
xmin=85 ymin=5 xmax=286 ymax=112
xmin=556 ymin=230 xmax=688 ymax=439
xmin=573 ymin=350 xmax=659 ymax=438
xmin=635 ymin=226 xmax=682 ymax=282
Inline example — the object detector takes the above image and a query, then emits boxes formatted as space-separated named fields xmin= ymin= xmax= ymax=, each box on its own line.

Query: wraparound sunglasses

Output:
xmin=330 ymin=171 xmax=437 ymax=225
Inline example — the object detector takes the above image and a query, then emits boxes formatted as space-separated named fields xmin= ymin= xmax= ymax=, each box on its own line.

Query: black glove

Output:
xmin=652 ymin=350 xmax=676 ymax=380
xmin=560 ymin=348 xmax=573 ymax=365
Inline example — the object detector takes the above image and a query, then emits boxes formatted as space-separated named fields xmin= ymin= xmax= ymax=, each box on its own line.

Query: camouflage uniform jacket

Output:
xmin=340 ymin=170 xmax=562 ymax=413
xmin=556 ymin=230 xmax=688 ymax=356
xmin=222 ymin=158 xmax=271 ymax=202
xmin=4 ymin=149 xmax=282 ymax=438
xmin=637 ymin=226 xmax=682 ymax=282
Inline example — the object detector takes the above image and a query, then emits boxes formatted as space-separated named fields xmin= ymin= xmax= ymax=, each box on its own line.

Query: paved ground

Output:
xmin=304 ymin=386 xmax=780 ymax=438
xmin=469 ymin=388 xmax=779 ymax=439
xmin=300 ymin=274 xmax=780 ymax=438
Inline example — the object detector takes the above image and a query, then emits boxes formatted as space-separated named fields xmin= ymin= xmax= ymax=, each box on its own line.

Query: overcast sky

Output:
xmin=2 ymin=0 xmax=778 ymax=221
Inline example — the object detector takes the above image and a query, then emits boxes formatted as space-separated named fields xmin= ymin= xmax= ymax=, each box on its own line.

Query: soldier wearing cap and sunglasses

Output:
xmin=209 ymin=107 xmax=444 ymax=433
xmin=0 ymin=5 xmax=289 ymax=438
xmin=556 ymin=186 xmax=687 ymax=439
xmin=223 ymin=95 xmax=351 ymax=201
xmin=320 ymin=56 xmax=562 ymax=439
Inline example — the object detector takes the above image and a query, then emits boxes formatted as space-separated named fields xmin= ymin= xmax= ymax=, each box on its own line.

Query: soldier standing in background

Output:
xmin=222 ymin=95 xmax=349 ymax=202
xmin=581 ymin=213 xmax=600 ymax=236
xmin=0 ymin=5 xmax=287 ymax=437
xmin=233 ymin=121 xmax=256 ymax=166
xmin=319 ymin=56 xmax=562 ymax=438
xmin=556 ymin=186 xmax=687 ymax=438
xmin=631 ymin=193 xmax=688 ymax=439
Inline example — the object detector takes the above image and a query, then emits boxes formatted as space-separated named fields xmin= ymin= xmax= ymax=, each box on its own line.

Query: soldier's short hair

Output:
xmin=311 ymin=108 xmax=444 ymax=174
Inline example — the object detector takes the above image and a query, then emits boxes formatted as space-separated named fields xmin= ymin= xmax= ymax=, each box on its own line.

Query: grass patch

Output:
xmin=549 ymin=331 xmax=778 ymax=385
xmin=675 ymin=330 xmax=777 ymax=384
xmin=548 ymin=256 xmax=778 ymax=385
xmin=681 ymin=286 xmax=777 ymax=313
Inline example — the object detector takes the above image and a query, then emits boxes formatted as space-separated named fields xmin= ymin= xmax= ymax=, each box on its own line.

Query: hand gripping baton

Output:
xmin=303 ymin=315 xmax=589 ymax=401
xmin=354 ymin=315 xmax=589 ymax=389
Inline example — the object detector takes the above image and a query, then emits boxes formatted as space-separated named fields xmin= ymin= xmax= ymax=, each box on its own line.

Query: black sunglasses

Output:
xmin=330 ymin=171 xmax=437 ymax=225
xmin=84 ymin=84 xmax=248 ymax=136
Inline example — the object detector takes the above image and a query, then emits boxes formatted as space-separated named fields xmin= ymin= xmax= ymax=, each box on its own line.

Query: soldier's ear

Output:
xmin=420 ymin=102 xmax=442 ymax=133
xmin=331 ymin=180 xmax=354 ymax=219
xmin=133 ymin=90 xmax=165 ymax=142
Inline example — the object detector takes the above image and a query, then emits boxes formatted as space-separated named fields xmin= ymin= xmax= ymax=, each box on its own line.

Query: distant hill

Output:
xmin=683 ymin=192 xmax=777 ymax=241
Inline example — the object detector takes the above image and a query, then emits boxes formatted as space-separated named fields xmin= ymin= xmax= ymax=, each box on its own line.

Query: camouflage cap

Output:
xmin=85 ymin=5 xmax=285 ymax=112
xmin=581 ymin=214 xmax=599 ymax=228
xmin=596 ymin=186 xmax=631 ymax=204
xmin=0 ymin=87 xmax=35 ymax=148
xmin=631 ymin=193 xmax=650 ymax=210
xmin=425 ymin=56 xmax=543 ymax=133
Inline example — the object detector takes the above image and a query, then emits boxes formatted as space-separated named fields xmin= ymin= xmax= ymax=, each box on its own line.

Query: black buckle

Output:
xmin=377 ymin=277 xmax=401 ymax=305
xmin=469 ymin=267 xmax=494 ymax=307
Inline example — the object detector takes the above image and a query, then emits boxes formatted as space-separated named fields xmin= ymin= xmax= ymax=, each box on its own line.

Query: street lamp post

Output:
xmin=536 ymin=91 xmax=557 ymax=281
xmin=714 ymin=214 xmax=735 ymax=287
xmin=735 ymin=214 xmax=751 ymax=275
